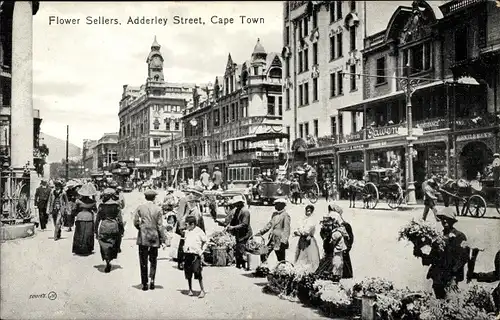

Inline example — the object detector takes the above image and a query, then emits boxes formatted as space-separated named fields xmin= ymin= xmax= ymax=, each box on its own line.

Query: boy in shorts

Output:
xmin=183 ymin=215 xmax=208 ymax=298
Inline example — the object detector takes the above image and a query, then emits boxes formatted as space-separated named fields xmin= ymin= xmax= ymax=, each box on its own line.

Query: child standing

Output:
xmin=290 ymin=178 xmax=301 ymax=204
xmin=183 ymin=215 xmax=208 ymax=298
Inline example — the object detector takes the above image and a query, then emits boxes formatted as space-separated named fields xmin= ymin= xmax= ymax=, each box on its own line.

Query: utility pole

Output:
xmin=65 ymin=125 xmax=69 ymax=181
xmin=404 ymin=63 xmax=417 ymax=205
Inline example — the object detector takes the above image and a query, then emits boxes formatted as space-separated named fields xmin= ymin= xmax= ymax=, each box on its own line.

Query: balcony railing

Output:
xmin=317 ymin=135 xmax=338 ymax=147
xmin=415 ymin=117 xmax=450 ymax=131
xmin=440 ymin=0 xmax=484 ymax=16
xmin=454 ymin=113 xmax=498 ymax=130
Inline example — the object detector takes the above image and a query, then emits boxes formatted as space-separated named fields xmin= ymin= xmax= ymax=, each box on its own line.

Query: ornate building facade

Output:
xmin=161 ymin=39 xmax=286 ymax=185
xmin=117 ymin=37 xmax=197 ymax=178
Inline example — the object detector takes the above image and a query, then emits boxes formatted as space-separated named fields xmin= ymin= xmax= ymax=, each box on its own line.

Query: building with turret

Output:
xmin=161 ymin=39 xmax=286 ymax=185
xmin=117 ymin=37 xmax=199 ymax=179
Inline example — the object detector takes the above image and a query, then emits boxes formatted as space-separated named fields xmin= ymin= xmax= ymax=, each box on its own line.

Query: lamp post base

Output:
xmin=406 ymin=182 xmax=417 ymax=205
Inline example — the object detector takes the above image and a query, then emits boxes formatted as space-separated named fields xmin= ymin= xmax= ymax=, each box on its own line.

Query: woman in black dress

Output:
xmin=95 ymin=188 xmax=124 ymax=273
xmin=72 ymin=183 xmax=98 ymax=255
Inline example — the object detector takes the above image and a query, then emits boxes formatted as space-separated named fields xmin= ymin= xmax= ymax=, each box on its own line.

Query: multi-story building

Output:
xmin=282 ymin=0 xmax=410 ymax=188
xmin=92 ymin=133 xmax=118 ymax=173
xmin=118 ymin=37 xmax=197 ymax=179
xmin=161 ymin=39 xmax=286 ymax=185
xmin=81 ymin=139 xmax=97 ymax=175
xmin=337 ymin=0 xmax=499 ymax=199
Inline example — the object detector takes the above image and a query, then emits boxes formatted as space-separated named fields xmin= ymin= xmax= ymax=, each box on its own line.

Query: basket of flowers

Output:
xmin=208 ymin=231 xmax=236 ymax=266
xmin=265 ymin=261 xmax=295 ymax=296
xmin=398 ymin=219 xmax=445 ymax=259
xmin=313 ymin=280 xmax=353 ymax=318
xmin=246 ymin=235 xmax=268 ymax=255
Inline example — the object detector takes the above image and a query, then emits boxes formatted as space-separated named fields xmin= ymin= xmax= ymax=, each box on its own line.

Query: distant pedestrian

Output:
xmin=200 ymin=169 xmax=210 ymax=190
xmin=290 ymin=178 xmax=301 ymax=204
xmin=46 ymin=180 xmax=68 ymax=241
xmin=212 ymin=167 xmax=223 ymax=190
xmin=133 ymin=189 xmax=166 ymax=290
xmin=422 ymin=177 xmax=440 ymax=222
xmin=34 ymin=180 xmax=51 ymax=230
xmin=183 ymin=215 xmax=208 ymax=298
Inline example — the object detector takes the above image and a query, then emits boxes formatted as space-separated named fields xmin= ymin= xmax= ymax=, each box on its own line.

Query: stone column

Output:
xmin=11 ymin=1 xmax=34 ymax=170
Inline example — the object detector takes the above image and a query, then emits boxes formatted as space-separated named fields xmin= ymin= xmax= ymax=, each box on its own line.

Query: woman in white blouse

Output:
xmin=293 ymin=205 xmax=320 ymax=271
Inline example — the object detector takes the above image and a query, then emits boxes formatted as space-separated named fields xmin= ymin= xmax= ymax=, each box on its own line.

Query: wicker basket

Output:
xmin=267 ymin=261 xmax=295 ymax=294
xmin=246 ymin=235 xmax=268 ymax=255
xmin=212 ymin=247 xmax=230 ymax=266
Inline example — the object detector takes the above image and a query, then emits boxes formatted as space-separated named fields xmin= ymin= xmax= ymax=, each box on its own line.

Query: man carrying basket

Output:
xmin=223 ymin=196 xmax=252 ymax=269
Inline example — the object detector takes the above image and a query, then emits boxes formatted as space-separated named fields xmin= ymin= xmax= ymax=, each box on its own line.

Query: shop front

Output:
xmin=453 ymin=131 xmax=497 ymax=180
xmin=306 ymin=146 xmax=335 ymax=196
xmin=337 ymin=144 xmax=366 ymax=181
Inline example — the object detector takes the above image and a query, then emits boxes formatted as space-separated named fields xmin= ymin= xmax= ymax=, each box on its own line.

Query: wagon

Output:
xmin=362 ymin=168 xmax=404 ymax=210
xmin=252 ymin=181 xmax=290 ymax=205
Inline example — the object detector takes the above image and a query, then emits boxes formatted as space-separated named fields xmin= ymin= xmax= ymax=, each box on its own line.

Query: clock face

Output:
xmin=152 ymin=56 xmax=162 ymax=68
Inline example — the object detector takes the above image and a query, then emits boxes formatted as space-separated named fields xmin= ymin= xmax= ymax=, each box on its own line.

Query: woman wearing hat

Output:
xmin=72 ymin=183 xmax=98 ymax=255
xmin=422 ymin=208 xmax=469 ymax=299
xmin=64 ymin=181 xmax=82 ymax=232
xmin=315 ymin=207 xmax=348 ymax=282
xmin=293 ymin=205 xmax=320 ymax=271
xmin=95 ymin=188 xmax=124 ymax=273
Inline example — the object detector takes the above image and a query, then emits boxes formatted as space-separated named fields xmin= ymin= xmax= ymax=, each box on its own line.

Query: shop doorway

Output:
xmin=459 ymin=142 xmax=492 ymax=180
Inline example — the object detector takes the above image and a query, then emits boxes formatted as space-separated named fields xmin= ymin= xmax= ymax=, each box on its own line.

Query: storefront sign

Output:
xmin=337 ymin=144 xmax=366 ymax=152
xmin=417 ymin=118 xmax=448 ymax=131
xmin=367 ymin=140 xmax=406 ymax=150
xmin=228 ymin=162 xmax=250 ymax=167
xmin=456 ymin=132 xmax=494 ymax=142
xmin=414 ymin=135 xmax=447 ymax=145
xmin=307 ymin=148 xmax=334 ymax=157
xmin=366 ymin=125 xmax=401 ymax=139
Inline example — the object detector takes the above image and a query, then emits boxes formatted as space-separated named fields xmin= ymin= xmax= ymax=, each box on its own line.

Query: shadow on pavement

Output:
xmin=122 ymin=237 xmax=137 ymax=241
xmin=177 ymin=289 xmax=203 ymax=296
xmin=48 ymin=237 xmax=68 ymax=240
xmin=132 ymin=284 xmax=165 ymax=290
xmin=73 ymin=252 xmax=95 ymax=257
xmin=93 ymin=264 xmax=122 ymax=273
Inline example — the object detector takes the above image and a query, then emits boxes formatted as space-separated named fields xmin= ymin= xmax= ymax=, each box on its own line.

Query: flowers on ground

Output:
xmin=208 ymin=231 xmax=236 ymax=248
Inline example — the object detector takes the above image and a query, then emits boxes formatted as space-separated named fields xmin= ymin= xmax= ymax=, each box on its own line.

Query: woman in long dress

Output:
xmin=95 ymin=188 xmax=124 ymax=273
xmin=315 ymin=208 xmax=347 ymax=282
xmin=72 ymin=183 xmax=98 ymax=255
xmin=293 ymin=204 xmax=320 ymax=271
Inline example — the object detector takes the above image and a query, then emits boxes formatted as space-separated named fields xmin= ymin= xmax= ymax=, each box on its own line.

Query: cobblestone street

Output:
xmin=1 ymin=191 xmax=499 ymax=319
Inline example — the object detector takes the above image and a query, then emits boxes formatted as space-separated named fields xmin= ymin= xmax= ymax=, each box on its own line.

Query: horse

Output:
xmin=438 ymin=178 xmax=482 ymax=216
xmin=340 ymin=178 xmax=366 ymax=208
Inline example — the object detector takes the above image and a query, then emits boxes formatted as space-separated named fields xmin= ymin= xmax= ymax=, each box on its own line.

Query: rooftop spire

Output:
xmin=151 ymin=36 xmax=160 ymax=50
xmin=252 ymin=38 xmax=266 ymax=55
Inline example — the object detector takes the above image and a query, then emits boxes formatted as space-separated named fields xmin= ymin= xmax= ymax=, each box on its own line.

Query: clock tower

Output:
xmin=146 ymin=36 xmax=164 ymax=82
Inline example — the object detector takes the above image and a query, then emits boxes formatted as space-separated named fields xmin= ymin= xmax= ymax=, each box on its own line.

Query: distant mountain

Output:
xmin=40 ymin=132 xmax=81 ymax=164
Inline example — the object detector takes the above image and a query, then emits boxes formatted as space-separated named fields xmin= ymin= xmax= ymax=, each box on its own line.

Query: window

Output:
xmin=351 ymin=112 xmax=357 ymax=132
xmin=350 ymin=26 xmax=356 ymax=51
xmin=330 ymin=116 xmax=337 ymax=136
xmin=153 ymin=151 xmax=161 ymax=159
xmin=404 ymin=42 xmax=433 ymax=75
xmin=299 ymin=123 xmax=304 ymax=138
xmin=231 ymin=104 xmax=236 ymax=120
xmin=304 ymin=82 xmax=309 ymax=105
xmin=299 ymin=85 xmax=303 ymax=106
xmin=455 ymin=26 xmax=468 ymax=62
xmin=153 ymin=138 xmax=160 ymax=147
xmin=313 ymin=42 xmax=318 ymax=65
xmin=338 ymin=113 xmax=343 ymax=136
xmin=153 ymin=121 xmax=160 ymax=130
xmin=337 ymin=33 xmax=343 ymax=58
xmin=350 ymin=1 xmax=356 ymax=11
xmin=278 ymin=97 xmax=283 ymax=116
xmin=254 ymin=66 xmax=259 ymax=75
xmin=286 ymin=126 xmax=291 ymax=141
xmin=329 ymin=2 xmax=335 ymax=22
xmin=313 ymin=78 xmax=318 ymax=101
xmin=376 ymin=57 xmax=386 ymax=84
xmin=304 ymin=48 xmax=309 ymax=71
xmin=424 ymin=42 xmax=431 ymax=70
xmin=286 ymin=89 xmax=290 ymax=110
xmin=330 ymin=35 xmax=336 ymax=60
xmin=412 ymin=44 xmax=424 ymax=73
xmin=298 ymin=21 xmax=303 ymax=39
xmin=165 ymin=119 xmax=171 ymax=131
xmin=312 ymin=9 xmax=318 ymax=29
xmin=213 ymin=110 xmax=220 ymax=126
xmin=175 ymin=121 xmax=180 ymax=130
xmin=285 ymin=26 xmax=290 ymax=45
xmin=298 ymin=51 xmax=303 ymax=73
xmin=305 ymin=122 xmax=310 ymax=137
xmin=268 ymin=96 xmax=275 ymax=115
xmin=313 ymin=119 xmax=319 ymax=137
xmin=286 ymin=57 xmax=290 ymax=77
xmin=350 ymin=64 xmax=357 ymax=91
xmin=330 ymin=73 xmax=336 ymax=97
xmin=337 ymin=71 xmax=344 ymax=95
xmin=303 ymin=17 xmax=308 ymax=36
xmin=337 ymin=1 xmax=342 ymax=20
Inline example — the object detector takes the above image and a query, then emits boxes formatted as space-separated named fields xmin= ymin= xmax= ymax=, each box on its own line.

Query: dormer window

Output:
xmin=254 ymin=66 xmax=259 ymax=75
xmin=154 ymin=75 xmax=159 ymax=81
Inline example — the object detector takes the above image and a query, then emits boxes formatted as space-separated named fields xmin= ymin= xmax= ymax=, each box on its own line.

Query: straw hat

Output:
xmin=274 ymin=198 xmax=286 ymax=205
xmin=144 ymin=189 xmax=158 ymax=197
xmin=78 ymin=183 xmax=97 ymax=197
xmin=102 ymin=188 xmax=116 ymax=196
xmin=229 ymin=195 xmax=245 ymax=205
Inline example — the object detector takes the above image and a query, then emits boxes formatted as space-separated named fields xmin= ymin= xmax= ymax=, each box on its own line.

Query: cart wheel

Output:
xmin=362 ymin=182 xmax=379 ymax=209
xmin=387 ymin=183 xmax=404 ymax=209
xmin=467 ymin=195 xmax=487 ymax=218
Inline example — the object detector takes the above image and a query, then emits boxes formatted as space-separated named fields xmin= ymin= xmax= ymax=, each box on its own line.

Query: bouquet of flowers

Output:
xmin=208 ymin=231 xmax=236 ymax=249
xmin=313 ymin=280 xmax=353 ymax=317
xmin=246 ymin=236 xmax=267 ymax=255
xmin=419 ymin=294 xmax=495 ymax=320
xmin=255 ymin=263 xmax=271 ymax=278
xmin=353 ymin=277 xmax=394 ymax=296
xmin=398 ymin=219 xmax=445 ymax=257
xmin=464 ymin=285 xmax=496 ymax=314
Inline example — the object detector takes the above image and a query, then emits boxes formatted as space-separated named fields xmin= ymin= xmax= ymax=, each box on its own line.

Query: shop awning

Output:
xmin=339 ymin=80 xmax=445 ymax=112
xmin=222 ymin=134 xmax=257 ymax=143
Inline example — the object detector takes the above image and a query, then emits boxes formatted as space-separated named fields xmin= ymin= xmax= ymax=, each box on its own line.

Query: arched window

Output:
xmin=241 ymin=71 xmax=249 ymax=87
xmin=269 ymin=67 xmax=282 ymax=78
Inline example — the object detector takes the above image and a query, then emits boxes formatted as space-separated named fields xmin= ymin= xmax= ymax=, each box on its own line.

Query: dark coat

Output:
xmin=96 ymin=202 xmax=124 ymax=235
xmin=133 ymin=201 xmax=165 ymax=247
xmin=229 ymin=207 xmax=253 ymax=243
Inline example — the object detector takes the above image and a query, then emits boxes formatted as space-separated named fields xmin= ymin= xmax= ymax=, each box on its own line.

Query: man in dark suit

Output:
xmin=133 ymin=189 xmax=166 ymax=291
xmin=34 ymin=180 xmax=51 ymax=230
xmin=225 ymin=196 xmax=252 ymax=269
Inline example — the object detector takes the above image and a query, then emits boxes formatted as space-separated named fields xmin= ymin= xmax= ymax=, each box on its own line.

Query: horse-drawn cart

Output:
xmin=362 ymin=168 xmax=405 ymax=210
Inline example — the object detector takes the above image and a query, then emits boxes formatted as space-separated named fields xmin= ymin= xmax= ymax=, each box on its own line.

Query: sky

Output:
xmin=33 ymin=1 xmax=283 ymax=147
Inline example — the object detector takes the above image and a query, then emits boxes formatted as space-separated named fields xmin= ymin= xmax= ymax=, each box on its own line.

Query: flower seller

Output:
xmin=224 ymin=196 xmax=252 ymax=269
xmin=422 ymin=208 xmax=469 ymax=299
xmin=255 ymin=198 xmax=291 ymax=263
xmin=468 ymin=246 xmax=500 ymax=314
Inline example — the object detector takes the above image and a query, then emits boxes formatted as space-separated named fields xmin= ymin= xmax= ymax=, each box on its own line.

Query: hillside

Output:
xmin=40 ymin=132 xmax=81 ymax=164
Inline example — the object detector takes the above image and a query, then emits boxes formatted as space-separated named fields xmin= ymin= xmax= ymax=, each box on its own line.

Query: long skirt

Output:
xmin=315 ymin=252 xmax=343 ymax=279
xmin=72 ymin=220 xmax=94 ymax=255
xmin=342 ymin=251 xmax=353 ymax=279
xmin=98 ymin=220 xmax=120 ymax=261
xmin=294 ymin=236 xmax=320 ymax=272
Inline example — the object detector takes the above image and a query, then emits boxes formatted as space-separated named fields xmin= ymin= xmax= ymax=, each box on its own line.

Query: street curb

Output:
xmin=0 ymin=223 xmax=36 ymax=241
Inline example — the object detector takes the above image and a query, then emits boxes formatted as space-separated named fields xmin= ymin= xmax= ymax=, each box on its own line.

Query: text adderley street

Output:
xmin=127 ymin=16 xmax=168 ymax=26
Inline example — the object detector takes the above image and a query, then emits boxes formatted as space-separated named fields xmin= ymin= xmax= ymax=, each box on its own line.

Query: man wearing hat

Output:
xmin=223 ymin=196 xmax=252 ymax=269
xmin=34 ymin=180 xmax=51 ymax=230
xmin=133 ymin=189 xmax=166 ymax=290
xmin=176 ymin=186 xmax=206 ymax=269
xmin=46 ymin=180 xmax=69 ymax=240
xmin=200 ymin=169 xmax=210 ymax=190
xmin=421 ymin=176 xmax=440 ymax=222
xmin=211 ymin=167 xmax=223 ymax=191
xmin=255 ymin=198 xmax=291 ymax=263
xmin=423 ymin=208 xmax=469 ymax=299
xmin=163 ymin=187 xmax=178 ymax=211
